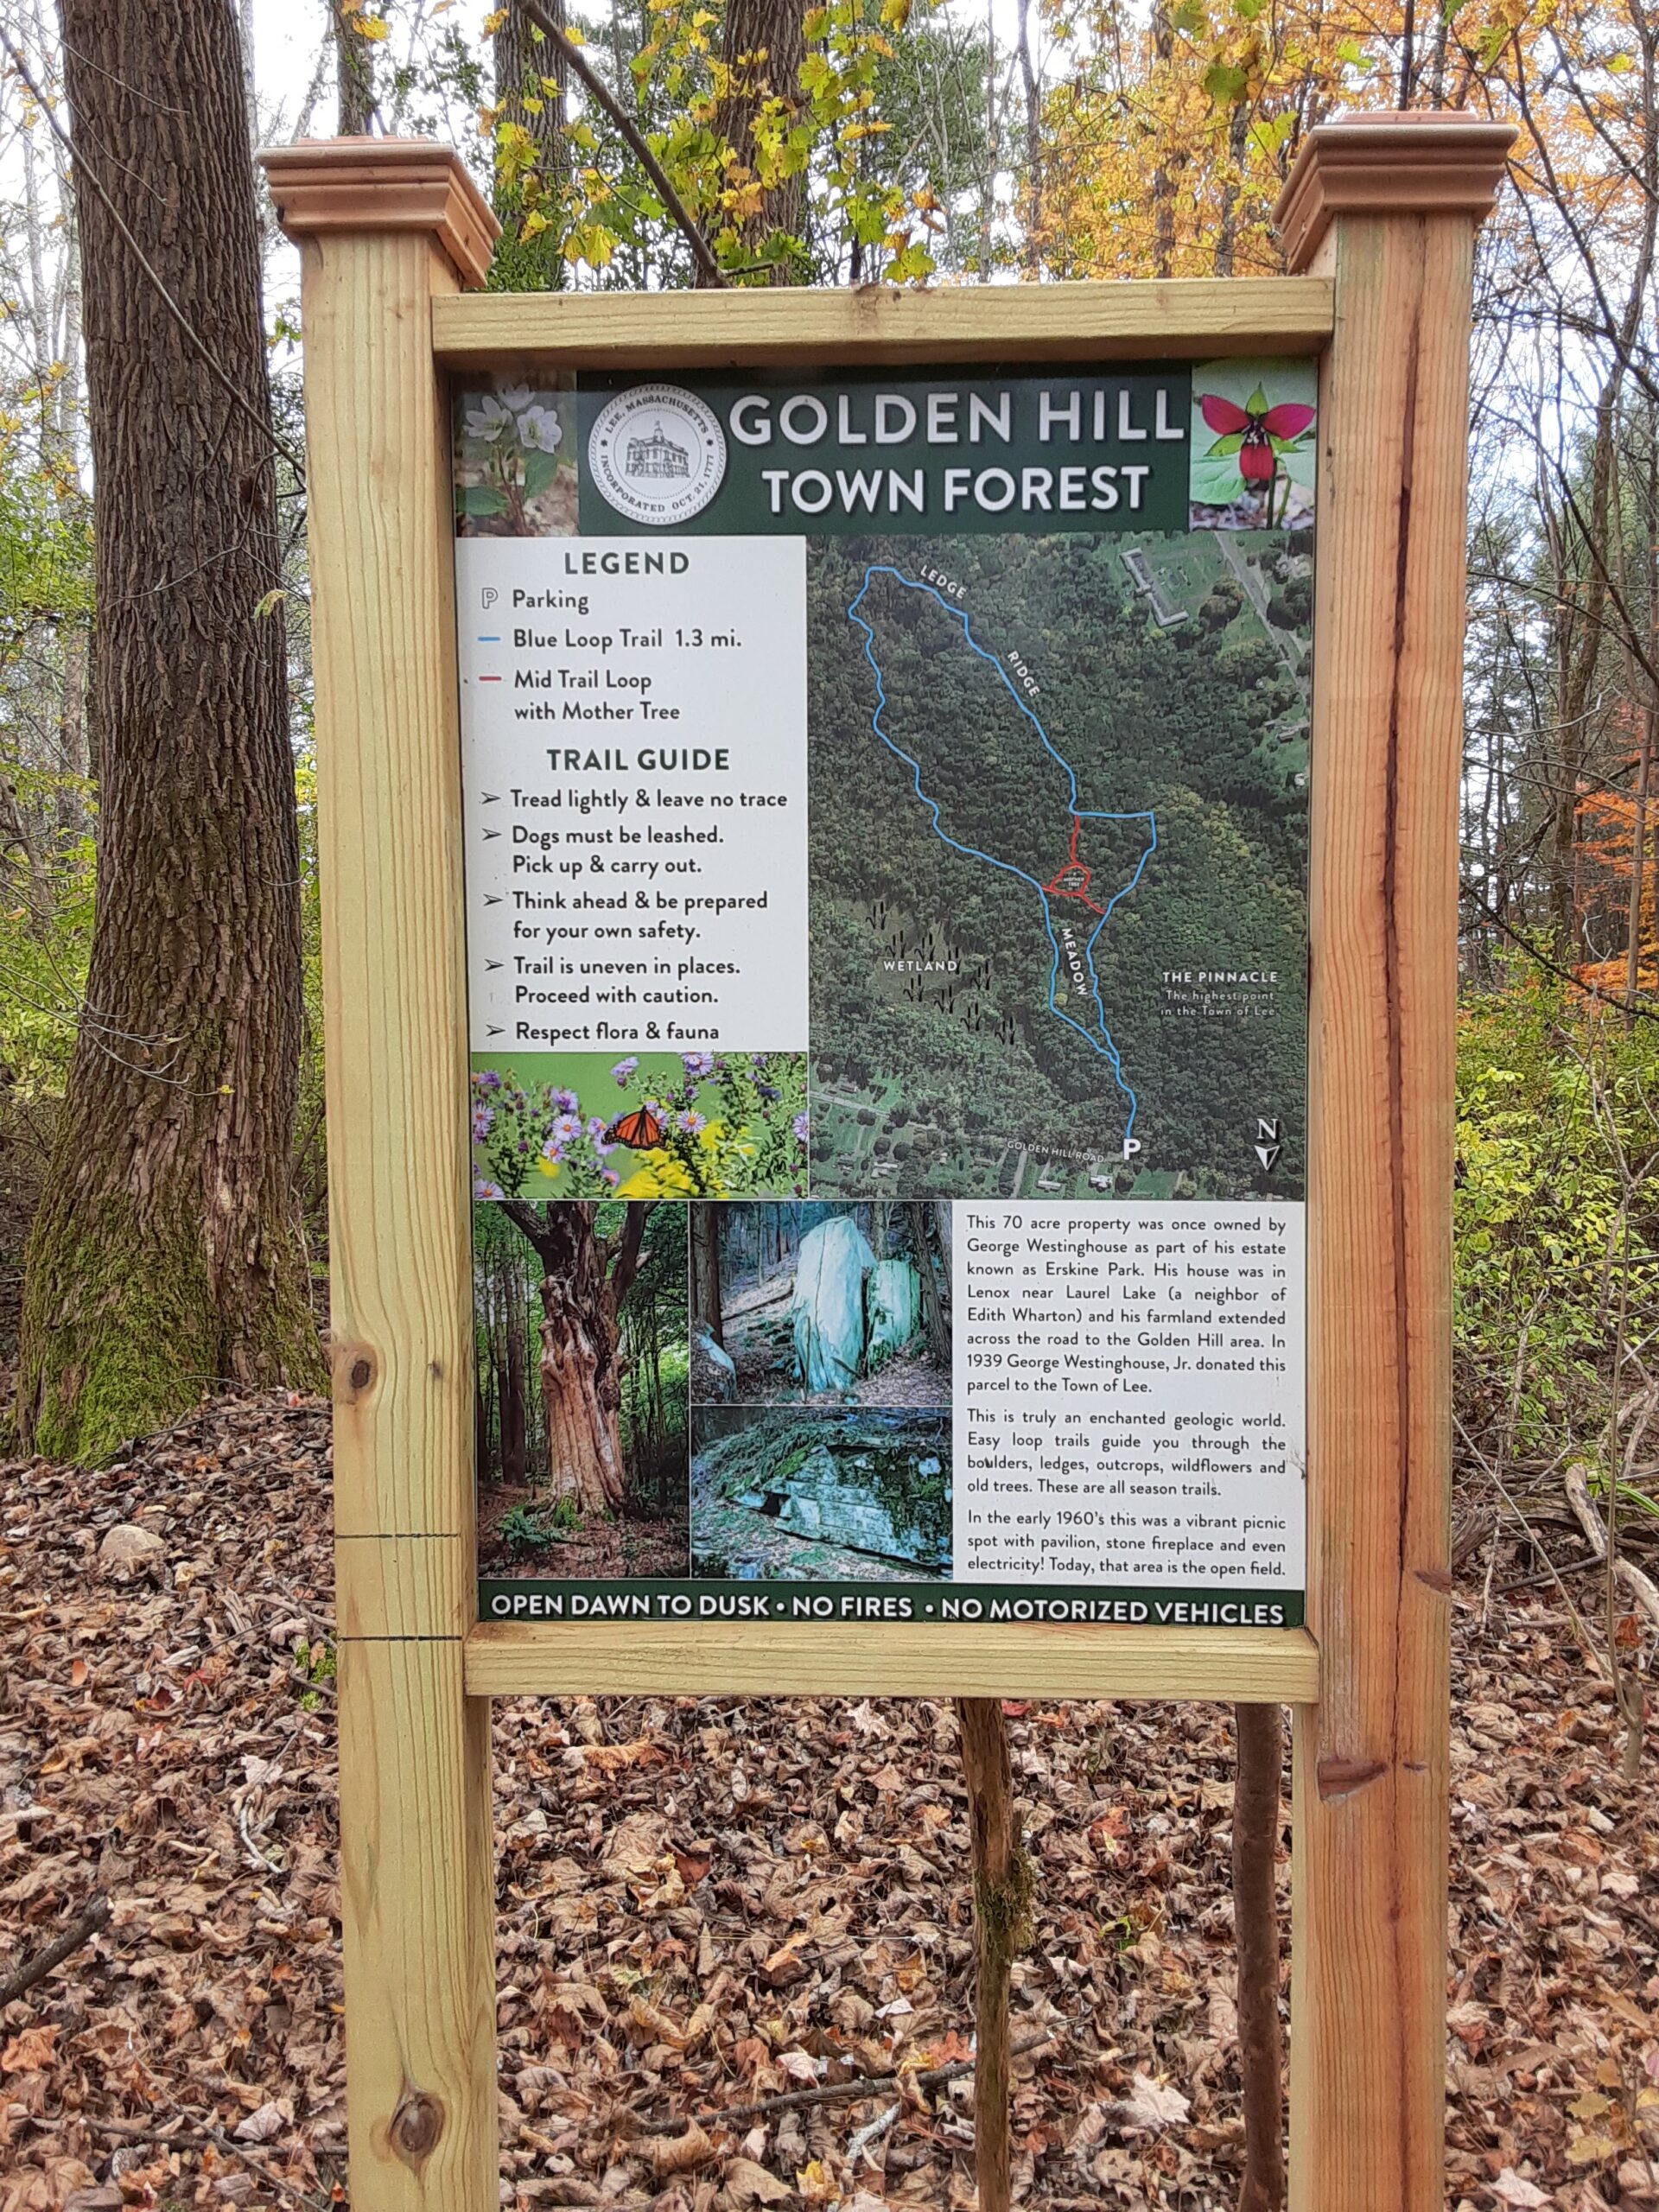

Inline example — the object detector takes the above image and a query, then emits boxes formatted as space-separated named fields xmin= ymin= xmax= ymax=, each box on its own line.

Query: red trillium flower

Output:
xmin=1199 ymin=389 xmax=1317 ymax=484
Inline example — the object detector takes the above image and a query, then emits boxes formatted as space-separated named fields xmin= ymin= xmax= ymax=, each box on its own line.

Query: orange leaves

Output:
xmin=0 ymin=2026 xmax=57 ymax=2075
xmin=627 ymin=1991 xmax=718 ymax=2053
xmin=1088 ymin=1803 xmax=1129 ymax=1858
xmin=760 ymin=1934 xmax=810 ymax=1987
xmin=563 ymin=1736 xmax=669 ymax=1776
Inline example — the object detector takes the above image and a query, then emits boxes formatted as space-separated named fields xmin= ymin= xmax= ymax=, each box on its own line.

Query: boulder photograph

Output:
xmin=690 ymin=1199 xmax=951 ymax=1408
xmin=690 ymin=1407 xmax=952 ymax=1581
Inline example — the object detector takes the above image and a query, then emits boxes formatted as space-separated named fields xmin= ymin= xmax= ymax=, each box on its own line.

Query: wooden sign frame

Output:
xmin=263 ymin=116 xmax=1510 ymax=2212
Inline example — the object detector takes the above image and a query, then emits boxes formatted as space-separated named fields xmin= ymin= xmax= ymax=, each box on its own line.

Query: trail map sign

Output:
xmin=459 ymin=361 xmax=1313 ymax=1630
xmin=264 ymin=114 xmax=1513 ymax=2212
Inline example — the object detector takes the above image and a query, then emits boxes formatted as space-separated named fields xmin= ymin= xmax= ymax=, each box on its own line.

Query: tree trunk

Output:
xmin=1233 ymin=1703 xmax=1286 ymax=2212
xmin=18 ymin=0 xmax=321 ymax=1461
xmin=505 ymin=1199 xmax=652 ymax=1517
xmin=503 ymin=1255 xmax=529 ymax=1484
xmin=493 ymin=0 xmax=569 ymax=290
xmin=977 ymin=0 xmax=997 ymax=283
xmin=1212 ymin=101 xmax=1253 ymax=279
xmin=700 ymin=0 xmax=807 ymax=284
xmin=475 ymin=1375 xmax=494 ymax=1485
xmin=333 ymin=0 xmax=375 ymax=133
xmin=908 ymin=1202 xmax=950 ymax=1367
xmin=1015 ymin=0 xmax=1041 ymax=271
xmin=1148 ymin=1 xmax=1179 ymax=276
xmin=1550 ymin=385 xmax=1618 ymax=957
xmin=956 ymin=1697 xmax=1031 ymax=2212
xmin=691 ymin=1204 xmax=724 ymax=1348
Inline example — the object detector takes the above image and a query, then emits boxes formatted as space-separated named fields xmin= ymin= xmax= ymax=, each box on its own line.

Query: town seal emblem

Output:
xmin=588 ymin=384 xmax=727 ymax=527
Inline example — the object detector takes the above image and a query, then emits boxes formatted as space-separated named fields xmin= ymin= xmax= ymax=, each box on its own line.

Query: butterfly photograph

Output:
xmin=607 ymin=1103 xmax=666 ymax=1150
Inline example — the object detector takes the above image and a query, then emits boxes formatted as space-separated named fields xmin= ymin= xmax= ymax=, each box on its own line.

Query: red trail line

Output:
xmin=1044 ymin=813 xmax=1105 ymax=912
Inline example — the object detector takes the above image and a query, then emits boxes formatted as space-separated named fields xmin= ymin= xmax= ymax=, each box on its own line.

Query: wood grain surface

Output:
xmin=464 ymin=1622 xmax=1320 ymax=1700
xmin=1290 ymin=207 xmax=1473 ymax=2212
xmin=431 ymin=276 xmax=1334 ymax=370
xmin=286 ymin=208 xmax=498 ymax=2210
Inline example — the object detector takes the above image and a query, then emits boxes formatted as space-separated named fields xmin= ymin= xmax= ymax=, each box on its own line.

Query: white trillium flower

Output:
xmin=517 ymin=403 xmax=563 ymax=454
xmin=464 ymin=394 xmax=515 ymax=442
xmin=498 ymin=384 xmax=535 ymax=413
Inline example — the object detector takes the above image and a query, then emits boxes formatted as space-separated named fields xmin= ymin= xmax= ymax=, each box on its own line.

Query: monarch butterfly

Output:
xmin=607 ymin=1104 xmax=666 ymax=1150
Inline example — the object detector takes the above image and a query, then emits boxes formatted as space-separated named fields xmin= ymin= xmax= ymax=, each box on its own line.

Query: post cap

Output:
xmin=257 ymin=138 xmax=499 ymax=290
xmin=1274 ymin=112 xmax=1516 ymax=271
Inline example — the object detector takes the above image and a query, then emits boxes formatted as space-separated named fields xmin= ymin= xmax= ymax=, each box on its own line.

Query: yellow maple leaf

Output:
xmin=1567 ymin=2131 xmax=1619 ymax=2166
xmin=794 ymin=2159 xmax=839 ymax=2207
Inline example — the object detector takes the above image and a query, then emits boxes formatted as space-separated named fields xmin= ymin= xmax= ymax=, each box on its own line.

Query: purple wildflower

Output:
xmin=792 ymin=1111 xmax=810 ymax=1145
xmin=677 ymin=1109 xmax=706 ymax=1135
xmin=682 ymin=1051 xmax=715 ymax=1080
xmin=612 ymin=1057 xmax=639 ymax=1084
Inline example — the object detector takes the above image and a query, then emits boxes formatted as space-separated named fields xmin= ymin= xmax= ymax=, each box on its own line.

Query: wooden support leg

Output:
xmin=337 ymin=1638 xmax=496 ymax=2201
xmin=257 ymin=143 xmax=505 ymax=2212
xmin=1273 ymin=117 xmax=1513 ymax=2212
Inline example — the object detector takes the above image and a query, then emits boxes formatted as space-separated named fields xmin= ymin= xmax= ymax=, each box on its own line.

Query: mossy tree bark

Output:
xmin=956 ymin=1696 xmax=1033 ymax=2212
xmin=696 ymin=0 xmax=807 ymax=285
xmin=492 ymin=0 xmax=570 ymax=291
xmin=1233 ymin=1703 xmax=1285 ymax=2212
xmin=505 ymin=1200 xmax=653 ymax=1516
xmin=16 ymin=0 xmax=322 ymax=1463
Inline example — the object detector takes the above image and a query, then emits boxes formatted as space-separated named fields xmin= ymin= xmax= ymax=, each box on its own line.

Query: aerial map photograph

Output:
xmin=805 ymin=529 xmax=1311 ymax=1203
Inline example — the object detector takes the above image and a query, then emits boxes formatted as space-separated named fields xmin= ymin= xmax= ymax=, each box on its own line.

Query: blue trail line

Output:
xmin=847 ymin=564 xmax=1157 ymax=1146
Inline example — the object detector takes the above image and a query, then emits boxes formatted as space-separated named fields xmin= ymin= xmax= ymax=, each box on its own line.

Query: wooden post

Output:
xmin=257 ymin=142 xmax=500 ymax=2211
xmin=1275 ymin=115 xmax=1512 ymax=2212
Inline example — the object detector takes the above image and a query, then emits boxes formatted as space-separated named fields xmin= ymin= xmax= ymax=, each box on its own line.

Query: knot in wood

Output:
xmin=350 ymin=1357 xmax=372 ymax=1390
xmin=390 ymin=2088 xmax=444 ymax=2164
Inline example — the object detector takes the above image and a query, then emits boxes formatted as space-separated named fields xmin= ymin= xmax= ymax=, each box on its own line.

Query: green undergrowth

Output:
xmin=1454 ymin=980 xmax=1658 ymax=1472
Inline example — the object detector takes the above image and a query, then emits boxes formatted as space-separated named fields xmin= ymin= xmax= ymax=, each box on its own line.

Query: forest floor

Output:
xmin=3 ymin=1389 xmax=1657 ymax=2212
xmin=480 ymin=1481 xmax=690 ymax=1581
xmin=717 ymin=1280 xmax=951 ymax=1412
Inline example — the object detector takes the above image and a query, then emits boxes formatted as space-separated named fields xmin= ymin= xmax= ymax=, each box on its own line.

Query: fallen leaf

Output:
xmin=762 ymin=1938 xmax=808 ymax=1988
xmin=724 ymin=2158 xmax=793 ymax=2207
xmin=1491 ymin=2172 xmax=1551 ymax=2208
xmin=1566 ymin=2132 xmax=1619 ymax=2166
xmin=232 ymin=2099 xmax=287 ymax=2143
xmin=564 ymin=1738 xmax=668 ymax=1775
xmin=653 ymin=2120 xmax=716 ymax=2178
xmin=630 ymin=1993 xmax=689 ymax=2048
xmin=1126 ymin=2074 xmax=1191 ymax=2129
xmin=0 ymin=2027 xmax=58 ymax=2075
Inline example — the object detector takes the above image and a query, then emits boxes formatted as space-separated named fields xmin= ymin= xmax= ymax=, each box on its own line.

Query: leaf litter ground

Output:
xmin=1 ymin=1391 xmax=1656 ymax=2210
